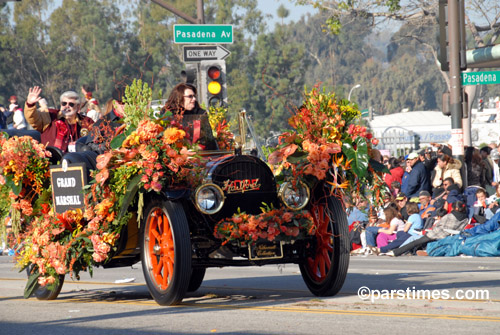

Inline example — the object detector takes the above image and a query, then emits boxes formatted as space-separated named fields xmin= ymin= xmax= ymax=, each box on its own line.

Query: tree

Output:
xmin=293 ymin=0 xmax=500 ymax=101
xmin=250 ymin=22 xmax=309 ymax=136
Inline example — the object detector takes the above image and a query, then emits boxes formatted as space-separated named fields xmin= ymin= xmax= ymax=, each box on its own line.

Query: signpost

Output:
xmin=174 ymin=24 xmax=233 ymax=44
xmin=183 ymin=45 xmax=230 ymax=62
xmin=462 ymin=70 xmax=500 ymax=86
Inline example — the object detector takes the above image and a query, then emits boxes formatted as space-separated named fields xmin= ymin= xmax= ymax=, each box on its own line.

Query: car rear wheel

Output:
xmin=141 ymin=198 xmax=191 ymax=305
xmin=299 ymin=195 xmax=349 ymax=296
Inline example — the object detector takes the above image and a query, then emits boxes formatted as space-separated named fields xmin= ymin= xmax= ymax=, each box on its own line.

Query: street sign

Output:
xmin=183 ymin=45 xmax=230 ymax=62
xmin=462 ymin=70 xmax=500 ymax=86
xmin=174 ymin=24 xmax=233 ymax=44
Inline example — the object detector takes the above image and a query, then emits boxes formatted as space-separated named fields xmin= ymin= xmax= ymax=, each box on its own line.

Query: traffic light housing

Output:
xmin=478 ymin=99 xmax=484 ymax=112
xmin=181 ymin=63 xmax=198 ymax=86
xmin=414 ymin=134 xmax=421 ymax=151
xmin=200 ymin=60 xmax=227 ymax=108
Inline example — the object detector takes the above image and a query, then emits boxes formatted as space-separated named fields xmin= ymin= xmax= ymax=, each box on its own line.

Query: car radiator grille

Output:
xmin=209 ymin=155 xmax=279 ymax=218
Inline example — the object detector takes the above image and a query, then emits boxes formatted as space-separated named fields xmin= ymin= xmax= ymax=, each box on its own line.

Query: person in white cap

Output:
xmin=404 ymin=152 xmax=431 ymax=199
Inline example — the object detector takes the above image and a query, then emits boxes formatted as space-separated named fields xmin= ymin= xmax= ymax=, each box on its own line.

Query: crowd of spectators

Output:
xmin=348 ymin=141 xmax=500 ymax=257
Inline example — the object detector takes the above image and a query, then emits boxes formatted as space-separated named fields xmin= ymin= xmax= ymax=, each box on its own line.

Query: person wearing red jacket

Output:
xmin=384 ymin=157 xmax=404 ymax=192
xmin=24 ymin=86 xmax=93 ymax=152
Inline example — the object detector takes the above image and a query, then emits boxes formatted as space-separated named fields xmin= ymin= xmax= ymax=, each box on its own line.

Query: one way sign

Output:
xmin=183 ymin=45 xmax=231 ymax=62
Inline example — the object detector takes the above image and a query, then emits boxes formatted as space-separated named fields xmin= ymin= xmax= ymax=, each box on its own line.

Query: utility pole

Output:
xmin=150 ymin=0 xmax=205 ymax=24
xmin=448 ymin=0 xmax=464 ymax=161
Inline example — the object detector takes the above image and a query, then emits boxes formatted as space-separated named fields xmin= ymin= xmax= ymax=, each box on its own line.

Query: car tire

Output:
xmin=26 ymin=266 xmax=65 ymax=300
xmin=141 ymin=198 xmax=191 ymax=306
xmin=299 ymin=195 xmax=350 ymax=296
xmin=187 ymin=268 xmax=206 ymax=292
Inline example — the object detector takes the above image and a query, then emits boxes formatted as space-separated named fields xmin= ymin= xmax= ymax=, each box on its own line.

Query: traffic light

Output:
xmin=181 ymin=63 xmax=198 ymax=86
xmin=414 ymin=134 xmax=421 ymax=150
xmin=200 ymin=60 xmax=227 ymax=108
xmin=478 ymin=99 xmax=484 ymax=112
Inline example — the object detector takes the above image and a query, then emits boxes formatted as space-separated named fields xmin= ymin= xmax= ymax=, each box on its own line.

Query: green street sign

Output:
xmin=361 ymin=109 xmax=369 ymax=117
xmin=174 ymin=24 xmax=233 ymax=44
xmin=462 ymin=71 xmax=500 ymax=86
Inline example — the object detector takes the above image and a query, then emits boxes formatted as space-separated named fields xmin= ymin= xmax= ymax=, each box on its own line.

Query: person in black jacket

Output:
xmin=404 ymin=152 xmax=431 ymax=199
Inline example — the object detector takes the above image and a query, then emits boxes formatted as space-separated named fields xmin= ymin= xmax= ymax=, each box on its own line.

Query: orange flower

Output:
xmin=163 ymin=127 xmax=186 ymax=144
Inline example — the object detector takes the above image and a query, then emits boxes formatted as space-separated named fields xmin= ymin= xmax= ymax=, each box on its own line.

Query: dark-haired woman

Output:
xmin=162 ymin=83 xmax=205 ymax=115
xmin=432 ymin=154 xmax=463 ymax=189
xmin=162 ymin=83 xmax=217 ymax=150
xmin=387 ymin=200 xmax=469 ymax=256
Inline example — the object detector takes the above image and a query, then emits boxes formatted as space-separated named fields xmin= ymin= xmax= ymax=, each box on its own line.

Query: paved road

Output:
xmin=1 ymin=254 xmax=500 ymax=334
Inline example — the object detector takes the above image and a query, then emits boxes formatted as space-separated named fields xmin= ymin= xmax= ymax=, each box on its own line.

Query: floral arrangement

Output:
xmin=0 ymin=135 xmax=52 ymax=234
xmin=207 ymin=106 xmax=234 ymax=151
xmin=214 ymin=206 xmax=315 ymax=246
xmin=267 ymin=84 xmax=385 ymax=203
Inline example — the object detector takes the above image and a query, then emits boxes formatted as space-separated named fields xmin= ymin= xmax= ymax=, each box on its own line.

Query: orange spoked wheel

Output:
xmin=299 ymin=196 xmax=350 ymax=296
xmin=141 ymin=198 xmax=191 ymax=306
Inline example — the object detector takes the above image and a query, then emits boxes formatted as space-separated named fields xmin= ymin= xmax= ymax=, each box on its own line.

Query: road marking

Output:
xmin=1 ymin=295 xmax=499 ymax=323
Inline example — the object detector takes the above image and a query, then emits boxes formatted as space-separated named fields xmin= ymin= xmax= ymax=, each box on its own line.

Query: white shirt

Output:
xmin=13 ymin=109 xmax=27 ymax=129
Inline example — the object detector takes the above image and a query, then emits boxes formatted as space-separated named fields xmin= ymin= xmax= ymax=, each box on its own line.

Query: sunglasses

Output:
xmin=61 ymin=101 xmax=76 ymax=107
xmin=184 ymin=94 xmax=196 ymax=99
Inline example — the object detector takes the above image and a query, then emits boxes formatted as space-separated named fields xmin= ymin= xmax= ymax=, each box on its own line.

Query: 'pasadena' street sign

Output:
xmin=462 ymin=71 xmax=500 ymax=86
xmin=174 ymin=25 xmax=233 ymax=44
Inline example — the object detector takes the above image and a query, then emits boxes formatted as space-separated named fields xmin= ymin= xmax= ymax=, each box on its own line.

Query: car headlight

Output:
xmin=279 ymin=181 xmax=310 ymax=210
xmin=194 ymin=183 xmax=225 ymax=214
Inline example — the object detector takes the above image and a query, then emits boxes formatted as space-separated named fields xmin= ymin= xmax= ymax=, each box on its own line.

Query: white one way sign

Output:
xmin=183 ymin=45 xmax=231 ymax=62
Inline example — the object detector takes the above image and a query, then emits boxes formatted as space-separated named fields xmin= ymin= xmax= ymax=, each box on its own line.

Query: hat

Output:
xmin=395 ymin=192 xmax=406 ymax=201
xmin=9 ymin=95 xmax=17 ymax=101
xmin=407 ymin=152 xmax=419 ymax=160
xmin=419 ymin=190 xmax=431 ymax=197
xmin=419 ymin=149 xmax=426 ymax=156
xmin=491 ymin=149 xmax=499 ymax=160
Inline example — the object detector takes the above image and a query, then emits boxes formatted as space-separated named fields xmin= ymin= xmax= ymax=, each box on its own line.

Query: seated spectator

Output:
xmin=395 ymin=192 xmax=409 ymax=221
xmin=24 ymin=86 xmax=93 ymax=152
xmin=418 ymin=190 xmax=434 ymax=225
xmin=372 ymin=202 xmax=422 ymax=254
xmin=400 ymin=207 xmax=448 ymax=248
xmin=374 ymin=206 xmax=405 ymax=248
xmin=387 ymin=200 xmax=469 ymax=256
xmin=347 ymin=197 xmax=370 ymax=225
xmin=472 ymin=188 xmax=495 ymax=223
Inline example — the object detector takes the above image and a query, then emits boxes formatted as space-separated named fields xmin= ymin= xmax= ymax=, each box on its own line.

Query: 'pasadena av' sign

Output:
xmin=462 ymin=71 xmax=500 ymax=86
xmin=174 ymin=24 xmax=233 ymax=44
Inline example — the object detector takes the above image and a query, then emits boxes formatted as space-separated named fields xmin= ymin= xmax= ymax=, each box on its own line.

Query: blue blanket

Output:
xmin=426 ymin=211 xmax=500 ymax=257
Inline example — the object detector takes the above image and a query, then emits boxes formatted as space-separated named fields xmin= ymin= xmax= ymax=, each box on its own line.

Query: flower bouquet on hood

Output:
xmin=267 ymin=84 xmax=386 ymax=203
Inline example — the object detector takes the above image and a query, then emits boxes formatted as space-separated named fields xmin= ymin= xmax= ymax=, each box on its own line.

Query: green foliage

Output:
xmin=123 ymin=79 xmax=155 ymax=129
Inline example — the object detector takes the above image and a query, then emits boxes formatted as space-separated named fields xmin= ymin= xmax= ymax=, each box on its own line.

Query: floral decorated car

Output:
xmin=0 ymin=81 xmax=384 ymax=306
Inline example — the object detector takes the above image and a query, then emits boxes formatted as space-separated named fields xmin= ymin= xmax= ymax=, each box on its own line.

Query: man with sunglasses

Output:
xmin=24 ymin=86 xmax=93 ymax=152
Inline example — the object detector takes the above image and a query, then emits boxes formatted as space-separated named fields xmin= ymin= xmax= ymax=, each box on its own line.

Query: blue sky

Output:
xmin=257 ymin=0 xmax=314 ymax=25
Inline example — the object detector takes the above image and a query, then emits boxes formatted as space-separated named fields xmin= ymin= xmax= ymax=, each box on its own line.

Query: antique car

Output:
xmin=24 ymin=111 xmax=350 ymax=306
